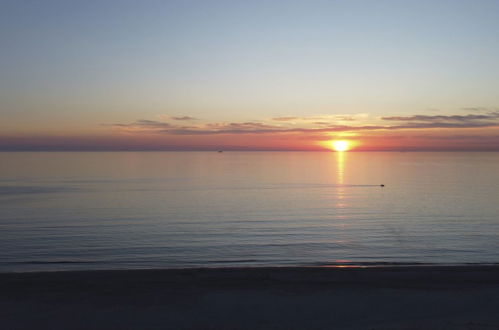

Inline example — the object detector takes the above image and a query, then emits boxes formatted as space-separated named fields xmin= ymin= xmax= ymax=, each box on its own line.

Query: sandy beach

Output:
xmin=2 ymin=266 xmax=499 ymax=329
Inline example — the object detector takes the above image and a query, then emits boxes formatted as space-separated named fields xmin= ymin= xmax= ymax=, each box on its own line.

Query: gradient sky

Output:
xmin=1 ymin=0 xmax=499 ymax=150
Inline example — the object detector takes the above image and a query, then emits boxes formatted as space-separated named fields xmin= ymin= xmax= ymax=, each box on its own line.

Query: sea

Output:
xmin=1 ymin=151 xmax=498 ymax=272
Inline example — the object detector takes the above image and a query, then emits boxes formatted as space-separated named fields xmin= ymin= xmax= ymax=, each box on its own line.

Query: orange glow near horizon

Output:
xmin=5 ymin=125 xmax=499 ymax=151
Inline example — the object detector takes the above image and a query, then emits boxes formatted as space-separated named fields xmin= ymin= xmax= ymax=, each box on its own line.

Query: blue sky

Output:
xmin=1 ymin=0 xmax=499 ymax=150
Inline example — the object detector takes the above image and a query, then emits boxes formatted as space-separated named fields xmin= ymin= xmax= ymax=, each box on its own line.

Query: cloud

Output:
xmin=134 ymin=119 xmax=174 ymax=128
xmin=206 ymin=122 xmax=281 ymax=130
xmin=386 ymin=122 xmax=497 ymax=129
xmin=382 ymin=112 xmax=499 ymax=122
xmin=171 ymin=116 xmax=198 ymax=121
xmin=272 ymin=117 xmax=299 ymax=121
xmin=272 ymin=115 xmax=359 ymax=122
xmin=106 ymin=119 xmax=174 ymax=129
xmin=6 ymin=110 xmax=499 ymax=151
xmin=334 ymin=116 xmax=357 ymax=121
xmin=380 ymin=111 xmax=499 ymax=130
xmin=163 ymin=125 xmax=386 ymax=135
xmin=106 ymin=110 xmax=499 ymax=136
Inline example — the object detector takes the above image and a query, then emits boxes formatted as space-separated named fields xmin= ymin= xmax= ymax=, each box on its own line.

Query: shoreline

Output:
xmin=3 ymin=261 xmax=499 ymax=274
xmin=3 ymin=263 xmax=499 ymax=279
xmin=3 ymin=266 xmax=499 ymax=329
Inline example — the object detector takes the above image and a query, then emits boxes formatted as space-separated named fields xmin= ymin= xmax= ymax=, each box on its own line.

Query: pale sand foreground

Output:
xmin=2 ymin=266 xmax=499 ymax=330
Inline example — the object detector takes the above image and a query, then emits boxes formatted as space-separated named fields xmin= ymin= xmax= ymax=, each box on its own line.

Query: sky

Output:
xmin=1 ymin=0 xmax=499 ymax=151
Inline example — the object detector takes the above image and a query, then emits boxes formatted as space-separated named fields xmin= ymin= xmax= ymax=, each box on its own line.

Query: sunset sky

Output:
xmin=1 ymin=0 xmax=499 ymax=151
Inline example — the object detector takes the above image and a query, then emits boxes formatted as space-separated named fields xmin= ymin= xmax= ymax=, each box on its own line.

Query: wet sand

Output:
xmin=2 ymin=266 xmax=499 ymax=329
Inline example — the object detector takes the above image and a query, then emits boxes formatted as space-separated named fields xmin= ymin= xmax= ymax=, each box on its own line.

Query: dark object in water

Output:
xmin=218 ymin=150 xmax=223 ymax=153
xmin=380 ymin=184 xmax=385 ymax=187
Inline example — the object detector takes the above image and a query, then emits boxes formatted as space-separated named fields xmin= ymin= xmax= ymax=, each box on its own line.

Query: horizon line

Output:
xmin=1 ymin=148 xmax=499 ymax=152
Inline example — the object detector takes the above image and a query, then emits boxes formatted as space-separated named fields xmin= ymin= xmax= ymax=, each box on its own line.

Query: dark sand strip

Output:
xmin=2 ymin=266 xmax=499 ymax=329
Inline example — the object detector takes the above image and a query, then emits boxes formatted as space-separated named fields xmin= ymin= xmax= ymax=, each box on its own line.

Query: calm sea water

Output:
xmin=1 ymin=151 xmax=499 ymax=272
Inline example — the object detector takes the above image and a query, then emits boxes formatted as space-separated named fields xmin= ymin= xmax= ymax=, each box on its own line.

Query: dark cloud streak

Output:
xmin=382 ymin=112 xmax=499 ymax=122
xmin=101 ymin=109 xmax=499 ymax=139
xmin=171 ymin=116 xmax=198 ymax=121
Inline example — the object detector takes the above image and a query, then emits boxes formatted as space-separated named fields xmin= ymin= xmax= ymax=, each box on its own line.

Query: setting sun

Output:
xmin=332 ymin=140 xmax=351 ymax=152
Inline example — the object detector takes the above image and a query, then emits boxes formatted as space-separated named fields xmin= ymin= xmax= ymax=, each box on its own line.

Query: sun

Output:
xmin=331 ymin=140 xmax=351 ymax=152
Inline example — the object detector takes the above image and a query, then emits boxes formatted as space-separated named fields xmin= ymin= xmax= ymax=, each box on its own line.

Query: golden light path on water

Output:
xmin=331 ymin=150 xmax=352 ymax=266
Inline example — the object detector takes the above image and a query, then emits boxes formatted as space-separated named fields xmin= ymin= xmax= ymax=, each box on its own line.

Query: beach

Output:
xmin=2 ymin=266 xmax=499 ymax=329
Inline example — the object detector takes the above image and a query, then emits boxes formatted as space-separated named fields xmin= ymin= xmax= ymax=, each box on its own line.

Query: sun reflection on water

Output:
xmin=335 ymin=151 xmax=348 ymax=209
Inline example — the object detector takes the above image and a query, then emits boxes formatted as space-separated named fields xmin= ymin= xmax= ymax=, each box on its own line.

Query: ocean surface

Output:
xmin=1 ymin=151 xmax=499 ymax=272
